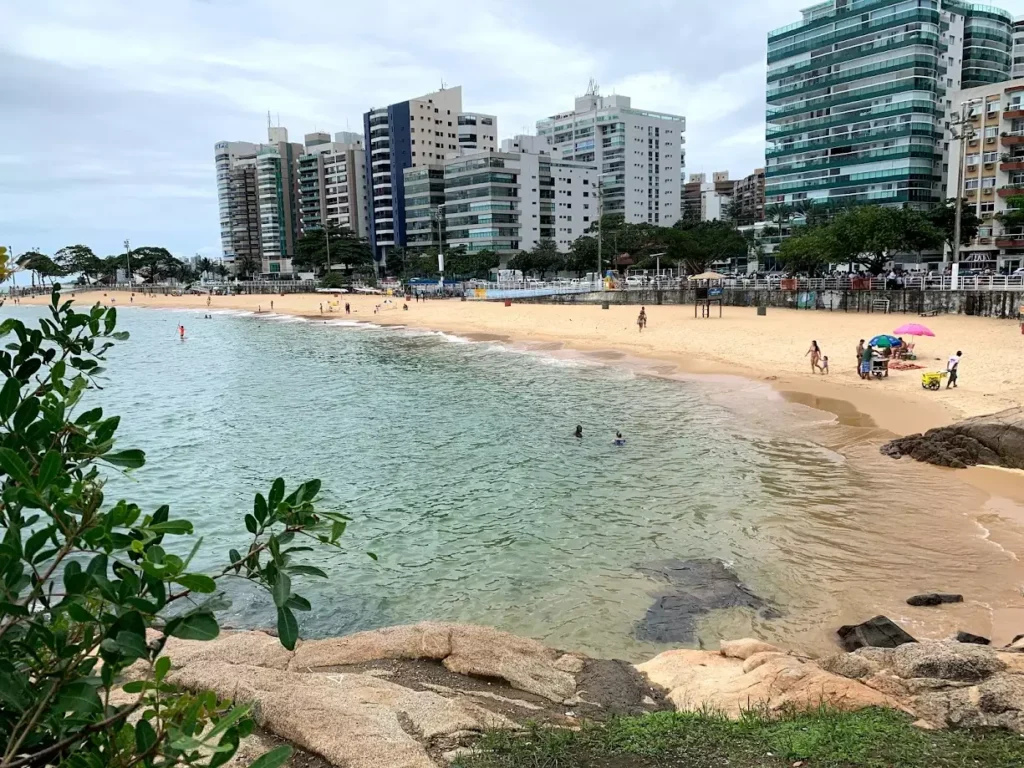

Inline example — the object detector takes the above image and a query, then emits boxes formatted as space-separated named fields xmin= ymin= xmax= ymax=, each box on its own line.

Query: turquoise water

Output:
xmin=4 ymin=303 xmax=1019 ymax=659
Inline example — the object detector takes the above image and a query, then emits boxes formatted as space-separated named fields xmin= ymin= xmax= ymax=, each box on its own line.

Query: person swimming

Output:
xmin=613 ymin=431 xmax=626 ymax=446
xmin=574 ymin=425 xmax=583 ymax=438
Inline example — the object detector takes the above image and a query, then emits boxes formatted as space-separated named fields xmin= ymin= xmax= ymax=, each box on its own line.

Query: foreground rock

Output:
xmin=821 ymin=640 xmax=1024 ymax=731
xmin=880 ymin=406 xmax=1024 ymax=469
xmin=636 ymin=638 xmax=899 ymax=717
xmin=152 ymin=623 xmax=665 ymax=768
xmin=634 ymin=559 xmax=778 ymax=643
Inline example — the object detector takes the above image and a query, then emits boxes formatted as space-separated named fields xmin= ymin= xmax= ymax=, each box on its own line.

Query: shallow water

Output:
xmin=4 ymin=303 xmax=1023 ymax=659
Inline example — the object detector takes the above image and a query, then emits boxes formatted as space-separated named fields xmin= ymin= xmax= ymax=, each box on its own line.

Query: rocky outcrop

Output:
xmin=154 ymin=623 xmax=665 ymax=768
xmin=880 ymin=407 xmax=1024 ymax=469
xmin=907 ymin=593 xmax=964 ymax=607
xmin=820 ymin=640 xmax=1024 ymax=731
xmin=634 ymin=559 xmax=778 ymax=643
xmin=635 ymin=638 xmax=899 ymax=718
xmin=837 ymin=616 xmax=917 ymax=651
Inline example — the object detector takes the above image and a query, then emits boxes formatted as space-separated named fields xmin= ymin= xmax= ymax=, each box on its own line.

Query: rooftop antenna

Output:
xmin=440 ymin=79 xmax=447 ymax=90
xmin=586 ymin=78 xmax=600 ymax=97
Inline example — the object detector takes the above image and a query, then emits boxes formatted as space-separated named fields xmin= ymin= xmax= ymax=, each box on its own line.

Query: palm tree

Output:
xmin=765 ymin=203 xmax=791 ymax=228
xmin=235 ymin=254 xmax=260 ymax=280
xmin=196 ymin=256 xmax=213 ymax=277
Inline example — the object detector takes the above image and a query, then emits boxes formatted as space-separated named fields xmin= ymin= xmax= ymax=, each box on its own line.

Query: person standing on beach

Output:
xmin=270 ymin=300 xmax=274 ymax=311
xmin=856 ymin=339 xmax=865 ymax=374
xmin=947 ymin=351 xmax=962 ymax=389
xmin=860 ymin=344 xmax=873 ymax=379
xmin=637 ymin=307 xmax=647 ymax=332
xmin=806 ymin=340 xmax=823 ymax=373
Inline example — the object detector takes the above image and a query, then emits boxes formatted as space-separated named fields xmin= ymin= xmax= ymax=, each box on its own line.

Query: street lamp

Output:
xmin=431 ymin=203 xmax=449 ymax=292
xmin=950 ymin=98 xmax=981 ymax=268
xmin=123 ymin=239 xmax=133 ymax=285
xmin=324 ymin=226 xmax=331 ymax=276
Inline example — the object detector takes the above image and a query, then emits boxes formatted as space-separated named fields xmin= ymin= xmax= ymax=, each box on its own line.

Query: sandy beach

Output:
xmin=24 ymin=288 xmax=1023 ymax=436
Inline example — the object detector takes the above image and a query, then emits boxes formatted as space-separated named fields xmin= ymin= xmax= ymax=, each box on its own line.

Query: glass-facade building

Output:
xmin=765 ymin=0 xmax=1013 ymax=210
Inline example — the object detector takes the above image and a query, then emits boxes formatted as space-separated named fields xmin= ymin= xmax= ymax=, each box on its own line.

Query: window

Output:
xmin=966 ymin=154 xmax=979 ymax=165
xmin=982 ymin=177 xmax=997 ymax=188
xmin=964 ymin=178 xmax=980 ymax=189
xmin=985 ymin=126 xmax=998 ymax=139
xmin=983 ymin=152 xmax=998 ymax=163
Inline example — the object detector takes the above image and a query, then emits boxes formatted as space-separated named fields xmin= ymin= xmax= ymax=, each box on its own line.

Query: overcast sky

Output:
xmin=5 ymin=0 xmax=1024 ymax=267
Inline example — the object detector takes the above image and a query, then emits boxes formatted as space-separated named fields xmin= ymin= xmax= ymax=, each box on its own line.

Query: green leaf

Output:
xmin=112 ymin=331 xmax=130 ymax=341
xmin=25 ymin=526 xmax=53 ymax=562
xmin=288 ymin=565 xmax=328 ymax=579
xmin=105 ymin=449 xmax=146 ymax=469
xmin=268 ymin=478 xmax=285 ymax=511
xmin=367 ymin=552 xmax=378 ymax=561
xmin=75 ymin=407 xmax=103 ymax=425
xmin=54 ymin=681 xmax=103 ymax=714
xmin=148 ymin=520 xmax=194 ymax=535
xmin=115 ymin=629 xmax=149 ymax=660
xmin=249 ymin=745 xmax=293 ymax=768
xmin=0 ymin=377 xmax=20 ymax=421
xmin=121 ymin=680 xmax=147 ymax=694
xmin=12 ymin=396 xmax=40 ymax=432
xmin=276 ymin=606 xmax=298 ymax=651
xmin=204 ymin=705 xmax=250 ymax=742
xmin=154 ymin=656 xmax=171 ymax=683
xmin=0 ymin=447 xmax=34 ymax=488
xmin=174 ymin=574 xmax=216 ymax=593
xmin=135 ymin=718 xmax=157 ymax=754
xmin=330 ymin=521 xmax=346 ymax=543
xmin=286 ymin=594 xmax=311 ymax=612
xmin=228 ymin=548 xmax=242 ymax=574
xmin=36 ymin=451 xmax=62 ymax=489
xmin=166 ymin=611 xmax=219 ymax=641
xmin=104 ymin=306 xmax=117 ymax=335
xmin=253 ymin=493 xmax=268 ymax=524
xmin=65 ymin=602 xmax=96 ymax=623
xmin=272 ymin=572 xmax=291 ymax=608
xmin=244 ymin=514 xmax=258 ymax=534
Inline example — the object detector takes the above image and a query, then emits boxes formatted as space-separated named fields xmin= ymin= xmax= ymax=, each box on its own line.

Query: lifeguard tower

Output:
xmin=689 ymin=271 xmax=726 ymax=318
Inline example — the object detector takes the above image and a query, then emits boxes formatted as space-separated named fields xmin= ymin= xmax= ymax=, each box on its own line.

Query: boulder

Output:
xmin=880 ymin=407 xmax=1024 ymax=469
xmin=635 ymin=642 xmax=897 ymax=718
xmin=955 ymin=631 xmax=991 ymax=646
xmin=891 ymin=640 xmax=1004 ymax=682
xmin=720 ymin=638 xmax=783 ymax=661
xmin=906 ymin=593 xmax=964 ymax=607
xmin=634 ymin=559 xmax=778 ymax=643
xmin=837 ymin=616 xmax=916 ymax=651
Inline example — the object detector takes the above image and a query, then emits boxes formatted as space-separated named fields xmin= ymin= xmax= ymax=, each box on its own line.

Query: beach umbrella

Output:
xmin=868 ymin=334 xmax=902 ymax=348
xmin=687 ymin=271 xmax=727 ymax=281
xmin=892 ymin=323 xmax=935 ymax=337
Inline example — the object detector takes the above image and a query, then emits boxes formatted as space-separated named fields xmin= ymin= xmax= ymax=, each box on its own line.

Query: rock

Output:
xmin=819 ymin=649 xmax=892 ymax=680
xmin=880 ymin=407 xmax=1024 ymax=470
xmin=291 ymin=622 xmax=577 ymax=703
xmin=837 ymin=616 xmax=917 ymax=651
xmin=720 ymin=638 xmax=783 ymax=660
xmin=634 ymin=559 xmax=778 ymax=643
xmin=907 ymin=593 xmax=964 ymax=607
xmin=955 ymin=631 xmax=991 ymax=646
xmin=891 ymin=640 xmax=1004 ymax=682
xmin=635 ymin=648 xmax=897 ymax=718
xmin=911 ymin=718 xmax=936 ymax=730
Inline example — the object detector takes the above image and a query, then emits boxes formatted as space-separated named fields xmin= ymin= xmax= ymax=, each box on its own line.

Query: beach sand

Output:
xmin=28 ymin=288 xmax=1023 ymax=435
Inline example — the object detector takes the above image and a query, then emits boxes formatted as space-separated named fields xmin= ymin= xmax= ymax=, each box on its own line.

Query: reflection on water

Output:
xmin=4 ymin=304 xmax=1023 ymax=660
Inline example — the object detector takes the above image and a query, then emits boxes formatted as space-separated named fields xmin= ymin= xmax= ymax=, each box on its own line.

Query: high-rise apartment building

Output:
xmin=255 ymin=127 xmax=305 ymax=276
xmin=536 ymin=89 xmax=684 ymax=227
xmin=440 ymin=136 xmax=598 ymax=259
xmin=297 ymin=131 xmax=368 ymax=240
xmin=215 ymin=141 xmax=263 ymax=269
xmin=945 ymin=77 xmax=1024 ymax=272
xmin=765 ymin=0 xmax=1013 ymax=212
xmin=403 ymin=166 xmax=446 ymax=252
xmin=363 ymin=86 xmax=497 ymax=265
xmin=733 ymin=168 xmax=766 ymax=224
xmin=1012 ymin=16 xmax=1024 ymax=78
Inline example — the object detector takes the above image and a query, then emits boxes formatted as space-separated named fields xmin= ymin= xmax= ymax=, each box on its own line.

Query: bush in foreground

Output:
xmin=0 ymin=289 xmax=360 ymax=767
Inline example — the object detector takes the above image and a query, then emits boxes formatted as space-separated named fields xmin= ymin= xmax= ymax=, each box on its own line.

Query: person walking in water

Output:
xmin=806 ymin=340 xmax=823 ymax=373
xmin=947 ymin=351 xmax=962 ymax=389
xmin=613 ymin=431 xmax=626 ymax=446
xmin=178 ymin=324 xmax=185 ymax=340
xmin=637 ymin=306 xmax=647 ymax=332
xmin=574 ymin=425 xmax=583 ymax=439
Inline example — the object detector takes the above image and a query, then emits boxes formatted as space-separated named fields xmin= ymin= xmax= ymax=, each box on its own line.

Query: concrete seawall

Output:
xmin=523 ymin=289 xmax=1024 ymax=319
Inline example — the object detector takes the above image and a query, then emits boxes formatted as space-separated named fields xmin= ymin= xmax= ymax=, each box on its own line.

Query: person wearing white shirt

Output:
xmin=946 ymin=351 xmax=962 ymax=389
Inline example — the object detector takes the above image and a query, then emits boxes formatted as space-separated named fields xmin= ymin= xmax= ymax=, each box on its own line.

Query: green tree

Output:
xmin=234 ymin=254 xmax=261 ymax=280
xmin=294 ymin=228 xmax=374 ymax=276
xmin=98 ymin=256 xmax=126 ymax=284
xmin=130 ymin=247 xmax=178 ymax=283
xmin=925 ymin=198 xmax=981 ymax=257
xmin=215 ymin=262 xmax=230 ymax=279
xmin=505 ymin=251 xmax=533 ymax=277
xmin=0 ymin=290 xmax=365 ymax=767
xmin=54 ymin=245 xmax=102 ymax=281
xmin=566 ymin=236 xmax=599 ymax=277
xmin=16 ymin=252 xmax=64 ymax=285
xmin=445 ymin=247 xmax=498 ymax=280
xmin=528 ymin=239 xmax=563 ymax=279
xmin=775 ymin=228 xmax=829 ymax=275
xmin=668 ymin=220 xmax=748 ymax=274
xmin=999 ymin=195 xmax=1024 ymax=237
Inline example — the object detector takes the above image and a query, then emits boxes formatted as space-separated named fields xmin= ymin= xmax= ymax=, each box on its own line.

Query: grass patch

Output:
xmin=453 ymin=708 xmax=1024 ymax=768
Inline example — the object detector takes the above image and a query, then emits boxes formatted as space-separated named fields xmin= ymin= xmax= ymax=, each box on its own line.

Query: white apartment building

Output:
xmin=945 ymin=78 xmax=1024 ymax=272
xmin=1014 ymin=17 xmax=1024 ymax=79
xmin=536 ymin=89 xmax=684 ymax=227
xmin=441 ymin=136 xmax=598 ymax=260
xmin=214 ymin=141 xmax=263 ymax=266
xmin=297 ymin=131 xmax=368 ymax=239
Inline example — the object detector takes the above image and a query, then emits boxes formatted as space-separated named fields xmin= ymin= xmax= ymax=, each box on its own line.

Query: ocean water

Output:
xmin=4 ymin=303 xmax=1022 ymax=659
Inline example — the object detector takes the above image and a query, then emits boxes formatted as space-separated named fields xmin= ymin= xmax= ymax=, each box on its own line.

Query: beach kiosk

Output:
xmin=689 ymin=271 xmax=726 ymax=318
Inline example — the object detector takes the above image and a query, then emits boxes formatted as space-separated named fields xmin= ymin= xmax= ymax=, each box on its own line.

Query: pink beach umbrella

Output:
xmin=892 ymin=323 xmax=935 ymax=337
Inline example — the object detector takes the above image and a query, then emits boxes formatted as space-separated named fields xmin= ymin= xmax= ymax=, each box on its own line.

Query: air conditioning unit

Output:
xmin=984 ymin=188 xmax=994 ymax=195
xmin=987 ymin=137 xmax=997 ymax=144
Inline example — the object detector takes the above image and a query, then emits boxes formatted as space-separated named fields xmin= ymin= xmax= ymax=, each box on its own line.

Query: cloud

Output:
xmin=6 ymin=0 xmax=1024 ymax=260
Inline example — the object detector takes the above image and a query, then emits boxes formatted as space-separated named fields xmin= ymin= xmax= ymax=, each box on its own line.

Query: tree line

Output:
xmin=14 ymin=245 xmax=230 ymax=285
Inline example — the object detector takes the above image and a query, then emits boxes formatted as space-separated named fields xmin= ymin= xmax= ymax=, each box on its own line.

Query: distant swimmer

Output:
xmin=178 ymin=324 xmax=185 ymax=340
xmin=574 ymin=425 xmax=583 ymax=439
xmin=613 ymin=431 xmax=626 ymax=446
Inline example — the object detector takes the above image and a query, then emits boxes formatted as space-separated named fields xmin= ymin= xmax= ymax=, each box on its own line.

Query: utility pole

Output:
xmin=325 ymin=227 xmax=331 ymax=275
xmin=950 ymin=100 xmax=978 ymax=267
xmin=596 ymin=180 xmax=603 ymax=287
xmin=432 ymin=204 xmax=447 ymax=291
xmin=124 ymin=239 xmax=133 ymax=285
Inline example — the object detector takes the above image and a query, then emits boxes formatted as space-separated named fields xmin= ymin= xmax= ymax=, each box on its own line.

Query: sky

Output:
xmin=5 ymin=0 xmax=1024 ymax=270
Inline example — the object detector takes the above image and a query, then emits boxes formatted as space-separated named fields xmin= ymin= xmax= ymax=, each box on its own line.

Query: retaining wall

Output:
xmin=524 ymin=289 xmax=1024 ymax=319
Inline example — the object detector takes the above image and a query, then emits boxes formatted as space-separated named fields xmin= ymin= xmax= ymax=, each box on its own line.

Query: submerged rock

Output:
xmin=956 ymin=631 xmax=991 ymax=646
xmin=634 ymin=559 xmax=777 ymax=643
xmin=837 ymin=616 xmax=916 ymax=651
xmin=907 ymin=593 xmax=964 ymax=607
xmin=880 ymin=407 xmax=1024 ymax=469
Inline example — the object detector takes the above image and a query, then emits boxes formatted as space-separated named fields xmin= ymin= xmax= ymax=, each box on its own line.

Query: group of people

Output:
xmin=573 ymin=425 xmax=627 ymax=445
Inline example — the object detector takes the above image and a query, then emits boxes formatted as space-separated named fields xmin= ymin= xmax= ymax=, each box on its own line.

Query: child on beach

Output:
xmin=821 ymin=356 xmax=829 ymax=375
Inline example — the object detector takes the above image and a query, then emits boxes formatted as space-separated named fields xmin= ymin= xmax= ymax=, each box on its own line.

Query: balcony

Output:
xmin=1001 ymin=132 xmax=1024 ymax=145
xmin=996 ymin=236 xmax=1024 ymax=248
xmin=1000 ymin=160 xmax=1024 ymax=171
xmin=1005 ymin=108 xmax=1024 ymax=120
xmin=997 ymin=184 xmax=1024 ymax=197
